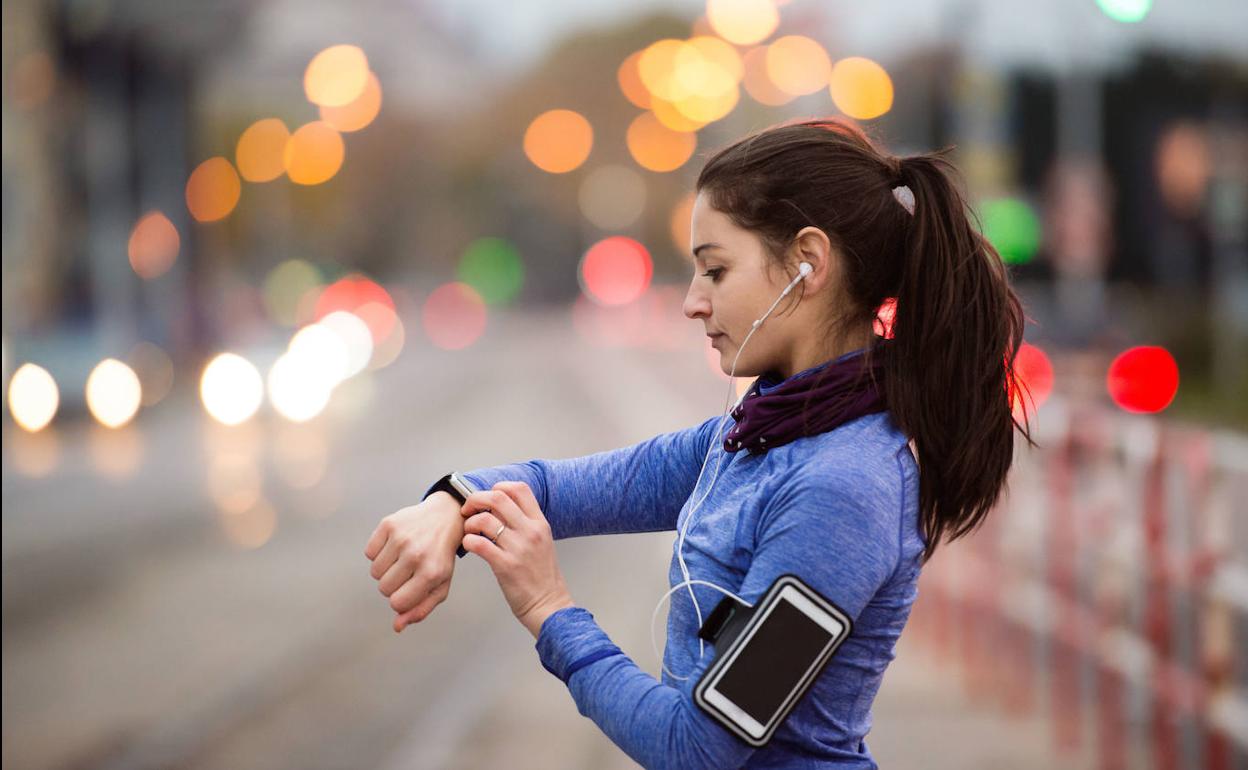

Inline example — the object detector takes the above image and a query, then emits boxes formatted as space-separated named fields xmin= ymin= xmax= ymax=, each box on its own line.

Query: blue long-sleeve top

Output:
xmin=425 ymin=348 xmax=925 ymax=769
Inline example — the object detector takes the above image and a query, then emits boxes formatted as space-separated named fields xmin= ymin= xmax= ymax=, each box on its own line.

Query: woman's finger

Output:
xmin=492 ymin=481 xmax=543 ymax=521
xmin=390 ymin=573 xmax=440 ymax=615
xmin=377 ymin=558 xmax=414 ymax=598
xmin=461 ymin=531 xmax=508 ymax=566
xmin=368 ymin=534 xmax=401 ymax=580
xmin=463 ymin=511 xmax=505 ymax=542
xmin=394 ymin=580 xmax=450 ymax=631
xmin=461 ymin=489 xmax=522 ymax=529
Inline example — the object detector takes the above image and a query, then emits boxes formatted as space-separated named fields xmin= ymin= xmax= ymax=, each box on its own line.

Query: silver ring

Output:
xmin=491 ymin=523 xmax=506 ymax=543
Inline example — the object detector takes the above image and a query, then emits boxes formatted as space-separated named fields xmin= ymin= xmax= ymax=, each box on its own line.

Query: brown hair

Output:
xmin=696 ymin=118 xmax=1037 ymax=565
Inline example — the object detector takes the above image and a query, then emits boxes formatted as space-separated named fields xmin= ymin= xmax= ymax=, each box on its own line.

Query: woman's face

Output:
xmin=682 ymin=192 xmax=805 ymax=378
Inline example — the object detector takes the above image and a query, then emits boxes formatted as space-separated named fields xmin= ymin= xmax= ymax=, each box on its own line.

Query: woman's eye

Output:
xmin=702 ymin=269 xmax=724 ymax=282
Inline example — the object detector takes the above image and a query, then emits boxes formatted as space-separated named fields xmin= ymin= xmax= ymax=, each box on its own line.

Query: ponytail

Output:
xmin=887 ymin=151 xmax=1036 ymax=564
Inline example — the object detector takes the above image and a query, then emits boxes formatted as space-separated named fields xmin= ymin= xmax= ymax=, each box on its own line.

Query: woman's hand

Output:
xmin=460 ymin=481 xmax=575 ymax=638
xmin=365 ymin=492 xmax=464 ymax=633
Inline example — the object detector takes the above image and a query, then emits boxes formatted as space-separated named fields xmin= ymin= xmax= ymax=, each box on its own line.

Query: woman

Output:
xmin=365 ymin=118 xmax=1035 ymax=769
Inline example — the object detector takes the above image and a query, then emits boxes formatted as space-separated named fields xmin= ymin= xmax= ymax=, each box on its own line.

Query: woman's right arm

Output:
xmin=368 ymin=414 xmax=726 ymax=631
xmin=449 ymin=413 xmax=725 ymax=540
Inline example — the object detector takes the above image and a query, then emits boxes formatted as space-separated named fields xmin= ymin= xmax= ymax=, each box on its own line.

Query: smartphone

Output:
xmin=693 ymin=574 xmax=852 ymax=747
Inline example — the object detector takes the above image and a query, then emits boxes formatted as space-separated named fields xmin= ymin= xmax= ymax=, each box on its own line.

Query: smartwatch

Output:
xmin=422 ymin=472 xmax=479 ymax=558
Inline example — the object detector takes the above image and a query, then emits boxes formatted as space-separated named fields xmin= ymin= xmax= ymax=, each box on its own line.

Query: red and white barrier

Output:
xmin=907 ymin=392 xmax=1248 ymax=770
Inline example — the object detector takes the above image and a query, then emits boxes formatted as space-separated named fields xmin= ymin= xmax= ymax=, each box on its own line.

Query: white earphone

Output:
xmin=651 ymin=260 xmax=814 ymax=680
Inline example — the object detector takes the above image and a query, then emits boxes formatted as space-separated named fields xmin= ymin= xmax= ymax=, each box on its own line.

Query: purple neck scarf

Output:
xmin=723 ymin=342 xmax=888 ymax=455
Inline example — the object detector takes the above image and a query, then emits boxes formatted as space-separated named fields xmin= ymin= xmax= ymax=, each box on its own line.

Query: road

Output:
xmin=2 ymin=306 xmax=1092 ymax=769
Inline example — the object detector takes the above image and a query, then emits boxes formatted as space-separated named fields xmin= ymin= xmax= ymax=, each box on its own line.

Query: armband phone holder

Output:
xmin=693 ymin=574 xmax=853 ymax=747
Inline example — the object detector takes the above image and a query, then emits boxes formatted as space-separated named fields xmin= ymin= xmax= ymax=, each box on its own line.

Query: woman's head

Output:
xmin=690 ymin=118 xmax=1036 ymax=564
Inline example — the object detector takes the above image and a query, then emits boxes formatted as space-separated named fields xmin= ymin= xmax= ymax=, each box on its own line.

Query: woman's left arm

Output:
xmin=460 ymin=472 xmax=902 ymax=769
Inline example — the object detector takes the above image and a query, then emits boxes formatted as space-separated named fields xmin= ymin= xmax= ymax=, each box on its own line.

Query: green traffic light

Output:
xmin=1095 ymin=0 xmax=1152 ymax=23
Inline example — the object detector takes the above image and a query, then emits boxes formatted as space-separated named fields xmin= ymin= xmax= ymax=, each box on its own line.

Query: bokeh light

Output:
xmin=1010 ymin=343 xmax=1054 ymax=420
xmin=422 ymin=283 xmax=488 ymax=351
xmin=235 ymin=118 xmax=291 ymax=183
xmin=618 ymin=51 xmax=652 ymax=110
xmin=360 ymin=303 xmax=405 ymax=369
xmin=303 ymin=44 xmax=369 ymax=107
xmin=873 ymin=297 xmax=897 ymax=340
xmin=85 ymin=358 xmax=142 ymax=428
xmin=1096 ymin=0 xmax=1152 ymax=23
xmin=523 ymin=109 xmax=593 ymax=174
xmin=457 ymin=237 xmax=526 ymax=306
xmin=1107 ymin=346 xmax=1179 ymax=413
xmin=185 ymin=157 xmax=241 ymax=223
xmin=207 ymin=450 xmax=262 ymax=514
xmin=87 ymin=424 xmax=143 ymax=480
xmin=579 ymin=165 xmax=647 ymax=231
xmin=284 ymin=121 xmax=345 ymax=185
xmin=650 ymin=96 xmax=709 ymax=132
xmin=127 ymin=341 xmax=174 ymax=407
xmin=7 ymin=363 xmax=59 ymax=432
xmin=766 ymin=36 xmax=832 ymax=96
xmin=742 ymin=46 xmax=796 ymax=106
xmin=706 ymin=0 xmax=780 ymax=46
xmin=318 ymin=71 xmax=382 ymax=132
xmin=200 ymin=353 xmax=264 ymax=425
xmin=267 ymin=350 xmax=333 ymax=423
xmin=829 ymin=57 xmax=894 ymax=120
xmin=1155 ymin=122 xmax=1210 ymax=217
xmin=312 ymin=275 xmax=395 ymax=341
xmin=264 ymin=260 xmax=324 ymax=327
xmin=127 ymin=211 xmax=180 ymax=279
xmin=671 ymin=191 xmax=696 ymax=257
xmin=580 ymin=236 xmax=653 ymax=306
xmin=220 ymin=498 xmax=277 ymax=549
xmin=627 ymin=112 xmax=697 ymax=173
xmin=317 ymin=310 xmax=374 ymax=378
xmin=980 ymin=197 xmax=1041 ymax=265
xmin=288 ymin=323 xmax=351 ymax=386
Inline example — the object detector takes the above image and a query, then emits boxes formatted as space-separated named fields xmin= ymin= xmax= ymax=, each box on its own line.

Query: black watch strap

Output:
xmin=423 ymin=473 xmax=469 ymax=558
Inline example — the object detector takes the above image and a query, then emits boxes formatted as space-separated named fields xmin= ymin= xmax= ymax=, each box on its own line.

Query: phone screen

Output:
xmin=714 ymin=597 xmax=834 ymax=725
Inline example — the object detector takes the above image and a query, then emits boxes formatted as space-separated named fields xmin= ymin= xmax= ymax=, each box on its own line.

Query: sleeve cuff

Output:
xmin=535 ymin=606 xmax=624 ymax=683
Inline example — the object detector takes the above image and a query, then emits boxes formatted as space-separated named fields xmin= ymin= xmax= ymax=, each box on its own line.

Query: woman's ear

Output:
xmin=790 ymin=226 xmax=836 ymax=291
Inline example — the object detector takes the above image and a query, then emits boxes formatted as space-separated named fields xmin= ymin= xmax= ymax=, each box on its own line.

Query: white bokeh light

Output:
xmin=267 ymin=350 xmax=333 ymax=422
xmin=7 ymin=363 xmax=59 ymax=432
xmin=289 ymin=323 xmax=350 ymax=386
xmin=200 ymin=353 xmax=264 ymax=425
xmin=317 ymin=311 xmax=373 ymax=378
xmin=85 ymin=358 xmax=143 ymax=428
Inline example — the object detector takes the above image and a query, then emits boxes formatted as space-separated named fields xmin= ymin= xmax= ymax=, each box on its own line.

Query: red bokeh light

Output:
xmin=1107 ymin=346 xmax=1179 ymax=413
xmin=312 ymin=275 xmax=396 ymax=343
xmin=580 ymin=236 xmax=653 ymax=306
xmin=422 ymin=282 xmax=487 ymax=350
xmin=873 ymin=297 xmax=896 ymax=339
xmin=1009 ymin=342 xmax=1054 ymax=420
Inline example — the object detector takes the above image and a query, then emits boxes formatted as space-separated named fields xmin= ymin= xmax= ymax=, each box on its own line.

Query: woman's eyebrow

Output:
xmin=692 ymin=242 xmax=724 ymax=260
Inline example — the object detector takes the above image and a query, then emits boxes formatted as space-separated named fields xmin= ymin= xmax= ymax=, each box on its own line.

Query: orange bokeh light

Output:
xmin=618 ymin=51 xmax=651 ymax=110
xmin=284 ymin=121 xmax=345 ymax=185
xmin=627 ymin=112 xmax=697 ymax=173
xmin=742 ymin=46 xmax=795 ymax=106
xmin=236 ymin=118 xmax=291 ymax=183
xmin=304 ymin=44 xmax=369 ymax=107
xmin=829 ymin=57 xmax=894 ymax=120
xmin=128 ymin=211 xmax=179 ymax=279
xmin=185 ymin=157 xmax=241 ymax=223
xmin=766 ymin=35 xmax=832 ymax=96
xmin=422 ymin=283 xmax=488 ymax=351
xmin=523 ymin=109 xmax=593 ymax=174
xmin=319 ymin=71 xmax=382 ymax=132
xmin=580 ymin=236 xmax=653 ymax=306
xmin=670 ymin=191 xmax=696 ymax=257
xmin=706 ymin=0 xmax=780 ymax=46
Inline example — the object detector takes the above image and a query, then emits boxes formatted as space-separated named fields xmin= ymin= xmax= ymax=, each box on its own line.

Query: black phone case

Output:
xmin=692 ymin=573 xmax=853 ymax=747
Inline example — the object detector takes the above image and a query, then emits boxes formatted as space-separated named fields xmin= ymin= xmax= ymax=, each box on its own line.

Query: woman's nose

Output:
xmin=683 ymin=281 xmax=710 ymax=320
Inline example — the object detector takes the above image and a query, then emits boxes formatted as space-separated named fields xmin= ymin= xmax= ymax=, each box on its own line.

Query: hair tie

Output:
xmin=891 ymin=184 xmax=915 ymax=216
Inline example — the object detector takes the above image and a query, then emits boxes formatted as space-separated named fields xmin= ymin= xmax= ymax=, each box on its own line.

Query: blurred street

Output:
xmin=4 ymin=309 xmax=1093 ymax=770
